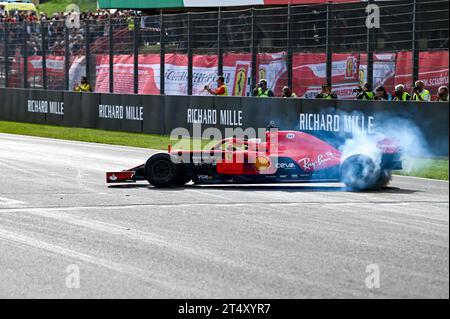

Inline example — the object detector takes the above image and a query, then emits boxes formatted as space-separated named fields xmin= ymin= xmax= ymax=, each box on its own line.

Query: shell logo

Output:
xmin=255 ymin=156 xmax=271 ymax=171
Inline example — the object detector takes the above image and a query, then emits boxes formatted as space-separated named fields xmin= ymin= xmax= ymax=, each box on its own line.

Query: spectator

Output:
xmin=412 ymin=80 xmax=431 ymax=102
xmin=355 ymin=82 xmax=375 ymax=100
xmin=393 ymin=84 xmax=411 ymax=101
xmin=282 ymin=86 xmax=297 ymax=98
xmin=205 ymin=76 xmax=228 ymax=96
xmin=315 ymin=82 xmax=337 ymax=99
xmin=74 ymin=76 xmax=92 ymax=92
xmin=253 ymin=79 xmax=274 ymax=98
xmin=375 ymin=86 xmax=392 ymax=101
xmin=436 ymin=86 xmax=449 ymax=102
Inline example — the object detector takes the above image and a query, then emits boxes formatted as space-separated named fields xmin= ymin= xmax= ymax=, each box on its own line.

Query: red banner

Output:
xmin=93 ymin=50 xmax=448 ymax=97
xmin=292 ymin=52 xmax=360 ymax=99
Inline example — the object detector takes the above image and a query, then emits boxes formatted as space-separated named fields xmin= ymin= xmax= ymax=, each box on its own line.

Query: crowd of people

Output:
xmin=0 ymin=9 xmax=143 ymax=57
xmin=203 ymin=76 xmax=448 ymax=101
xmin=288 ymin=81 xmax=448 ymax=102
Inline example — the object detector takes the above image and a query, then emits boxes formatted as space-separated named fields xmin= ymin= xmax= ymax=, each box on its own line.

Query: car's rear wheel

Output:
xmin=373 ymin=169 xmax=392 ymax=189
xmin=340 ymin=154 xmax=380 ymax=190
xmin=144 ymin=153 xmax=178 ymax=188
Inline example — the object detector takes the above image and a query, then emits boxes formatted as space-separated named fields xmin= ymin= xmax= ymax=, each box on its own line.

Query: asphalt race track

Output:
xmin=0 ymin=133 xmax=448 ymax=298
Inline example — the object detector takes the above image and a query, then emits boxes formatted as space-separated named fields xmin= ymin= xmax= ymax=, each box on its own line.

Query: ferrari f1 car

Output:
xmin=106 ymin=129 xmax=402 ymax=190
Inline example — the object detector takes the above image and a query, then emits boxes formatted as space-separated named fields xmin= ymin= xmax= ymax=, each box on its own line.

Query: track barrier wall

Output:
xmin=0 ymin=88 xmax=448 ymax=156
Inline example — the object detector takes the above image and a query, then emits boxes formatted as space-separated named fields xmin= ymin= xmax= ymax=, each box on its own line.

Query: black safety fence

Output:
xmin=0 ymin=88 xmax=448 ymax=156
xmin=0 ymin=0 xmax=448 ymax=99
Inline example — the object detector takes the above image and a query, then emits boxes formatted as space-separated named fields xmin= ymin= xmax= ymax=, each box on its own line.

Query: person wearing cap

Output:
xmin=205 ymin=76 xmax=228 ymax=96
xmin=315 ymin=82 xmax=337 ymax=99
xmin=74 ymin=76 xmax=92 ymax=92
xmin=436 ymin=86 xmax=449 ymax=102
xmin=412 ymin=80 xmax=431 ymax=102
xmin=282 ymin=86 xmax=297 ymax=98
xmin=393 ymin=84 xmax=411 ymax=101
xmin=253 ymin=79 xmax=274 ymax=98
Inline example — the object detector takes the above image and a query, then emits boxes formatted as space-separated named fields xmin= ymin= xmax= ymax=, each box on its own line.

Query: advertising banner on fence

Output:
xmin=257 ymin=52 xmax=288 ymax=96
xmin=359 ymin=53 xmax=396 ymax=93
xmin=395 ymin=51 xmax=449 ymax=95
xmin=95 ymin=53 xmax=253 ymax=96
xmin=292 ymin=53 xmax=360 ymax=99
xmin=93 ymin=50 xmax=448 ymax=98
xmin=23 ymin=55 xmax=65 ymax=88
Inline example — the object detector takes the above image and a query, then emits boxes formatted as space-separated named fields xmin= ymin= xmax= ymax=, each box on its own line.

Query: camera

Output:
xmin=353 ymin=87 xmax=363 ymax=93
xmin=412 ymin=86 xmax=420 ymax=92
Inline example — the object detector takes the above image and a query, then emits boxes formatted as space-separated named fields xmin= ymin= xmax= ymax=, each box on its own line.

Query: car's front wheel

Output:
xmin=340 ymin=154 xmax=380 ymax=190
xmin=144 ymin=153 xmax=179 ymax=188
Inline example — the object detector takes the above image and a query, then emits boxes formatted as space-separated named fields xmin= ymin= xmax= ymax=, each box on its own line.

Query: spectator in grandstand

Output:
xmin=355 ymin=82 xmax=375 ymax=100
xmin=74 ymin=76 xmax=93 ymax=92
xmin=392 ymin=84 xmax=411 ymax=101
xmin=436 ymin=86 xmax=449 ymax=102
xmin=282 ymin=86 xmax=298 ymax=98
xmin=412 ymin=80 xmax=431 ymax=102
xmin=253 ymin=79 xmax=274 ymax=98
xmin=205 ymin=76 xmax=228 ymax=96
xmin=374 ymin=86 xmax=392 ymax=101
xmin=315 ymin=82 xmax=337 ymax=99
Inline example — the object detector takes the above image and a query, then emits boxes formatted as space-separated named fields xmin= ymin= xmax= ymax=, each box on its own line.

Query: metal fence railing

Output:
xmin=0 ymin=0 xmax=448 ymax=98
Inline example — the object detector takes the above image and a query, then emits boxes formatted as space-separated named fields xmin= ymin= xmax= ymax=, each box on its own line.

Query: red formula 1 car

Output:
xmin=106 ymin=129 xmax=402 ymax=190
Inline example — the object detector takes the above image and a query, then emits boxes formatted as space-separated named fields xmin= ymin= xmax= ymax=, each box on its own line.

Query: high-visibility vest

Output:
xmin=257 ymin=88 xmax=270 ymax=97
xmin=218 ymin=85 xmax=228 ymax=96
xmin=412 ymin=89 xmax=431 ymax=101
xmin=393 ymin=92 xmax=410 ymax=101
xmin=127 ymin=17 xmax=135 ymax=31
xmin=323 ymin=93 xmax=333 ymax=99
xmin=75 ymin=83 xmax=92 ymax=92
xmin=362 ymin=91 xmax=375 ymax=100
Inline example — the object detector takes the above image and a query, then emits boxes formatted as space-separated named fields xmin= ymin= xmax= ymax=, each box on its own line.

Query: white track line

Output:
xmin=0 ymin=227 xmax=196 ymax=295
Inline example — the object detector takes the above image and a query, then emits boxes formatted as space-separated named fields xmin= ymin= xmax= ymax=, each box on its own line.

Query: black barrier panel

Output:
xmin=142 ymin=95 xmax=166 ymax=135
xmin=187 ymin=96 xmax=216 ymax=138
xmin=302 ymin=99 xmax=354 ymax=148
xmin=80 ymin=92 xmax=100 ymax=129
xmin=63 ymin=91 xmax=82 ymax=127
xmin=98 ymin=93 xmax=125 ymax=131
xmin=120 ymin=94 xmax=144 ymax=133
xmin=164 ymin=95 xmax=216 ymax=137
xmin=213 ymin=96 xmax=243 ymax=137
xmin=12 ymin=89 xmax=28 ymax=124
xmin=45 ymin=90 xmax=65 ymax=126
xmin=334 ymin=99 xmax=377 ymax=137
xmin=0 ymin=88 xmax=448 ymax=157
xmin=241 ymin=97 xmax=301 ymax=134
xmin=408 ymin=102 xmax=449 ymax=156
xmin=0 ymin=88 xmax=11 ymax=121
xmin=27 ymin=90 xmax=48 ymax=125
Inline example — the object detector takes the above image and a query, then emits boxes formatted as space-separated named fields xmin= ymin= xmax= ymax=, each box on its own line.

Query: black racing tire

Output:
xmin=144 ymin=153 xmax=179 ymax=188
xmin=340 ymin=154 xmax=380 ymax=191
xmin=174 ymin=168 xmax=192 ymax=186
xmin=373 ymin=169 xmax=392 ymax=189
